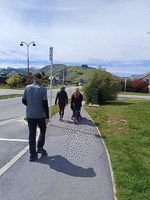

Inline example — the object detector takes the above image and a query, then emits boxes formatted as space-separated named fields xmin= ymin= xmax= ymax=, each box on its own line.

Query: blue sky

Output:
xmin=0 ymin=0 xmax=150 ymax=77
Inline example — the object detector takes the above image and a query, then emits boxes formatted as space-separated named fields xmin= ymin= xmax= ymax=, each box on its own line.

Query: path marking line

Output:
xmin=0 ymin=122 xmax=40 ymax=177
xmin=0 ymin=138 xmax=28 ymax=142
xmin=0 ymin=145 xmax=29 ymax=176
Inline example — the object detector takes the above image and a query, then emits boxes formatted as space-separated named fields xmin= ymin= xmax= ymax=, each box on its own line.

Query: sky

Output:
xmin=0 ymin=0 xmax=150 ymax=77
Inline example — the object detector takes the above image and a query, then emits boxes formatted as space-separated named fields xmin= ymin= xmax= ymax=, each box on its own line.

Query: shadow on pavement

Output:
xmin=64 ymin=117 xmax=95 ymax=127
xmin=35 ymin=155 xmax=96 ymax=178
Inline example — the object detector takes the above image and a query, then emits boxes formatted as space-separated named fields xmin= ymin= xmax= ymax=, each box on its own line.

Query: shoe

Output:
xmin=60 ymin=118 xmax=64 ymax=122
xmin=29 ymin=153 xmax=38 ymax=162
xmin=37 ymin=148 xmax=47 ymax=154
xmin=59 ymin=117 xmax=62 ymax=121
xmin=74 ymin=118 xmax=77 ymax=125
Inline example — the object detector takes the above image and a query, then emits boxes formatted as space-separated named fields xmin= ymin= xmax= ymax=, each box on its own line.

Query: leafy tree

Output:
xmin=130 ymin=80 xmax=149 ymax=93
xmin=41 ymin=71 xmax=49 ymax=84
xmin=83 ymin=70 xmax=122 ymax=104
xmin=6 ymin=74 xmax=23 ymax=87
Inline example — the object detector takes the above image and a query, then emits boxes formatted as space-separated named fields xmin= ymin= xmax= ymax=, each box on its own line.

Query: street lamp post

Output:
xmin=20 ymin=41 xmax=36 ymax=85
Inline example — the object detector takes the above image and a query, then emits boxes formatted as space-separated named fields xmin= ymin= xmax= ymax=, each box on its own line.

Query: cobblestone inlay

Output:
xmin=64 ymin=127 xmax=104 ymax=161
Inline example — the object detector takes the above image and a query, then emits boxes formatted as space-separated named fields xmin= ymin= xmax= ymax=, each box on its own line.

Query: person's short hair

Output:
xmin=33 ymin=73 xmax=42 ymax=79
xmin=61 ymin=85 xmax=65 ymax=89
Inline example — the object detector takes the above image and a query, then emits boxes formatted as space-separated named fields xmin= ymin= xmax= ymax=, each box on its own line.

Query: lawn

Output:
xmin=119 ymin=91 xmax=149 ymax=96
xmin=0 ymin=94 xmax=23 ymax=99
xmin=84 ymin=99 xmax=150 ymax=200
xmin=0 ymin=86 xmax=25 ymax=90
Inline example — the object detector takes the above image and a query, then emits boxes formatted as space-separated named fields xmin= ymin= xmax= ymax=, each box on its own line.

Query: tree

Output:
xmin=130 ymin=80 xmax=149 ymax=93
xmin=83 ymin=70 xmax=122 ymax=104
xmin=6 ymin=74 xmax=23 ymax=87
xmin=41 ymin=71 xmax=49 ymax=84
xmin=98 ymin=65 xmax=106 ymax=71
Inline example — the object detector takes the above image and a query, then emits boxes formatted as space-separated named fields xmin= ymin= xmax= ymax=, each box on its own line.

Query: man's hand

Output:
xmin=45 ymin=118 xmax=49 ymax=126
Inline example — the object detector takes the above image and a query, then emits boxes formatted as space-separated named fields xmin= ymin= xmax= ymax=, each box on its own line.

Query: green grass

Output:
xmin=119 ymin=91 xmax=149 ymax=96
xmin=0 ymin=86 xmax=25 ymax=90
xmin=0 ymin=94 xmax=23 ymax=99
xmin=84 ymin=99 xmax=150 ymax=199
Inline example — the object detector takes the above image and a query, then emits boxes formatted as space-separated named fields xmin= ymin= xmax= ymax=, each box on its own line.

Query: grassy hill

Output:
xmin=36 ymin=64 xmax=98 ymax=81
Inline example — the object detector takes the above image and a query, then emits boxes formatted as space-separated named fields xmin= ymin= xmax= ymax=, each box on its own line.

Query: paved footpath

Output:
xmin=0 ymin=105 xmax=115 ymax=200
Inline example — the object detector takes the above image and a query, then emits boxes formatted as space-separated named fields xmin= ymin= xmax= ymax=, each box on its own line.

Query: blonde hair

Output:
xmin=74 ymin=88 xmax=80 ymax=98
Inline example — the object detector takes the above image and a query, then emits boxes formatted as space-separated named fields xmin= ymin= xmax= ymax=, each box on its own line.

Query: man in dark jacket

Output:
xmin=22 ymin=73 xmax=49 ymax=161
xmin=71 ymin=87 xmax=83 ymax=124
xmin=55 ymin=85 xmax=68 ymax=122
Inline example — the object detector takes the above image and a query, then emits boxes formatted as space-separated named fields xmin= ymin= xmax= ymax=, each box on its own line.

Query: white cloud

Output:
xmin=0 ymin=0 xmax=150 ymax=76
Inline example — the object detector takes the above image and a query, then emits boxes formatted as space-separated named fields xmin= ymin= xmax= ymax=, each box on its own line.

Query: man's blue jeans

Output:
xmin=27 ymin=118 xmax=46 ymax=156
xmin=73 ymin=106 xmax=80 ymax=121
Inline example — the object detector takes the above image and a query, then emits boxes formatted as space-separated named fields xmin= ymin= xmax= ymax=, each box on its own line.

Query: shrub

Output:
xmin=83 ymin=70 xmax=122 ymax=104
xmin=0 ymin=77 xmax=9 ymax=84
xmin=130 ymin=80 xmax=149 ymax=93
xmin=6 ymin=75 xmax=23 ymax=87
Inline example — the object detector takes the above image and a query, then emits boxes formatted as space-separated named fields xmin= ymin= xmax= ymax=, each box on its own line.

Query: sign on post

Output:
xmin=49 ymin=47 xmax=53 ymax=125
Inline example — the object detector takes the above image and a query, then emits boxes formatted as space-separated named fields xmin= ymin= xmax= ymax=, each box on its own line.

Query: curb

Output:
xmin=84 ymin=107 xmax=117 ymax=200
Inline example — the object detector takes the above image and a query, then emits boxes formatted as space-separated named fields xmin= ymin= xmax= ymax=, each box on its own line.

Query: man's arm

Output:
xmin=43 ymin=100 xmax=49 ymax=119
xmin=22 ymin=98 xmax=27 ymax=106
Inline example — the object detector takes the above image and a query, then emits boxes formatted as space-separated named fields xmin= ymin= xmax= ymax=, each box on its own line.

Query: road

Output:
xmin=0 ymin=86 xmax=80 ymax=169
xmin=118 ymin=94 xmax=150 ymax=100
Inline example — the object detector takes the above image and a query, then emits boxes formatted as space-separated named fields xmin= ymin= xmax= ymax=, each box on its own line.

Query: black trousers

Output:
xmin=27 ymin=118 xmax=46 ymax=156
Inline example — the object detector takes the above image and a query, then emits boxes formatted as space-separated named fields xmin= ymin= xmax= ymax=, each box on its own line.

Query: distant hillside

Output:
xmin=18 ymin=67 xmax=38 ymax=73
xmin=35 ymin=64 xmax=98 ymax=81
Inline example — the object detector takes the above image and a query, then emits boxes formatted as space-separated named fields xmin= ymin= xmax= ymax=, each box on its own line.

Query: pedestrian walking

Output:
xmin=70 ymin=87 xmax=83 ymax=124
xmin=22 ymin=73 xmax=49 ymax=162
xmin=55 ymin=85 xmax=68 ymax=122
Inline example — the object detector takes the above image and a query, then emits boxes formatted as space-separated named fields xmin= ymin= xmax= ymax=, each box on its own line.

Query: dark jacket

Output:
xmin=55 ymin=89 xmax=68 ymax=106
xmin=71 ymin=92 xmax=83 ymax=110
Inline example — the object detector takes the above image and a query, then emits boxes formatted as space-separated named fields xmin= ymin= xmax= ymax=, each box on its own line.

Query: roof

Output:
xmin=139 ymin=72 xmax=150 ymax=79
xmin=15 ymin=69 xmax=28 ymax=76
xmin=0 ymin=68 xmax=28 ymax=76
xmin=130 ymin=73 xmax=148 ymax=80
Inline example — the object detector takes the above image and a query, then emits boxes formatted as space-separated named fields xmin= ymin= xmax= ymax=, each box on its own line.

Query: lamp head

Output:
xmin=33 ymin=43 xmax=36 ymax=46
xmin=20 ymin=43 xmax=23 ymax=46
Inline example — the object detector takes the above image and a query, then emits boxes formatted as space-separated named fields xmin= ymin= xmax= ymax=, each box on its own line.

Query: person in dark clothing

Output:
xmin=55 ymin=85 xmax=68 ymax=122
xmin=22 ymin=73 xmax=49 ymax=162
xmin=71 ymin=87 xmax=83 ymax=124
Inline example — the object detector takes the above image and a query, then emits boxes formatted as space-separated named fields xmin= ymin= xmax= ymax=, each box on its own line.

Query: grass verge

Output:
xmin=119 ymin=91 xmax=149 ymax=96
xmin=0 ymin=94 xmax=22 ymax=99
xmin=0 ymin=86 xmax=25 ymax=90
xmin=84 ymin=99 xmax=150 ymax=200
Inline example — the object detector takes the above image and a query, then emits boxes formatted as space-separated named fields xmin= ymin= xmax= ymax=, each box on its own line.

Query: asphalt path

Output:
xmin=0 ymin=105 xmax=115 ymax=200
xmin=0 ymin=87 xmax=80 ymax=169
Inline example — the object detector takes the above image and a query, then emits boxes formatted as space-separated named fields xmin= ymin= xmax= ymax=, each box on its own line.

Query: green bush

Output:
xmin=6 ymin=75 xmax=23 ymax=87
xmin=83 ymin=70 xmax=122 ymax=104
xmin=130 ymin=80 xmax=149 ymax=93
xmin=0 ymin=77 xmax=9 ymax=84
